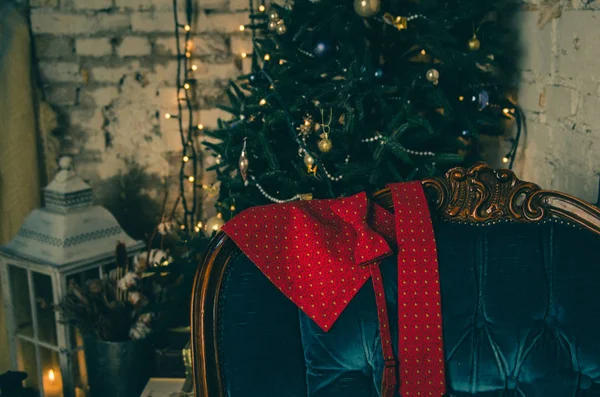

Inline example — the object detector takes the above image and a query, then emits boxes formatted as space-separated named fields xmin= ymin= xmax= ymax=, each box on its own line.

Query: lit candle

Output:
xmin=43 ymin=369 xmax=62 ymax=397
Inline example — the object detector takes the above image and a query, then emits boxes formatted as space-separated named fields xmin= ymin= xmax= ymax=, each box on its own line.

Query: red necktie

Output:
xmin=392 ymin=182 xmax=446 ymax=397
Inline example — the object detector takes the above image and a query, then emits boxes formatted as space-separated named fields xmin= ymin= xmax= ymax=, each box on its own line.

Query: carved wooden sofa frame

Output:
xmin=190 ymin=163 xmax=600 ymax=397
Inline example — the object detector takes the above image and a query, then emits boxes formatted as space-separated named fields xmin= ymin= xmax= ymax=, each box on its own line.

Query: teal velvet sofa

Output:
xmin=191 ymin=164 xmax=600 ymax=397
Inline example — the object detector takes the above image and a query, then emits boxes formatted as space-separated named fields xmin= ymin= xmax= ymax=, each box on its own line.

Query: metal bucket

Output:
xmin=83 ymin=337 xmax=152 ymax=397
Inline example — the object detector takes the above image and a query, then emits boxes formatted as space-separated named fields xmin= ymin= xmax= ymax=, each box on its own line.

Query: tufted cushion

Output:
xmin=299 ymin=256 xmax=398 ymax=397
xmin=217 ymin=220 xmax=600 ymax=397
xmin=437 ymin=220 xmax=600 ymax=396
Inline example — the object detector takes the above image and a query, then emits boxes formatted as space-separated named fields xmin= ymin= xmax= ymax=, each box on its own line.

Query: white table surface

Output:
xmin=140 ymin=378 xmax=188 ymax=397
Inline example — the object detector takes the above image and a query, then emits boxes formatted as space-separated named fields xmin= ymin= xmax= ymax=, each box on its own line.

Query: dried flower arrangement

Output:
xmin=56 ymin=194 xmax=208 ymax=342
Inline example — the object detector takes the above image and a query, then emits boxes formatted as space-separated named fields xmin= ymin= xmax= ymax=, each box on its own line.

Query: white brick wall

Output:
xmin=27 ymin=0 xmax=600 ymax=227
xmin=27 ymin=0 xmax=250 ymax=232
xmin=514 ymin=4 xmax=600 ymax=203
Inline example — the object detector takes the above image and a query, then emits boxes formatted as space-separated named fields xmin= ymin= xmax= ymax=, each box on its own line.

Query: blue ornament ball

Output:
xmin=374 ymin=68 xmax=383 ymax=78
xmin=313 ymin=40 xmax=333 ymax=58
xmin=478 ymin=90 xmax=490 ymax=110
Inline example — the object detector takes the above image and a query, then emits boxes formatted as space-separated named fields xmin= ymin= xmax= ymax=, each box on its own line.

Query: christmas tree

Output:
xmin=204 ymin=0 xmax=521 ymax=215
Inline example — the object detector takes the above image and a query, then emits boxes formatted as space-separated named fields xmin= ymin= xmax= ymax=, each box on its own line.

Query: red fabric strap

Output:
xmin=220 ymin=182 xmax=446 ymax=397
xmin=391 ymin=182 xmax=446 ymax=397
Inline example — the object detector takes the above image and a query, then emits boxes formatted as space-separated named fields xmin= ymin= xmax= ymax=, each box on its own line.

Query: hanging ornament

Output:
xmin=426 ymin=68 xmax=440 ymax=85
xmin=276 ymin=19 xmax=287 ymax=35
xmin=297 ymin=115 xmax=313 ymax=136
xmin=353 ymin=0 xmax=381 ymax=17
xmin=383 ymin=12 xmax=408 ymax=30
xmin=204 ymin=213 xmax=225 ymax=237
xmin=318 ymin=137 xmax=333 ymax=153
xmin=303 ymin=153 xmax=315 ymax=167
xmin=317 ymin=108 xmax=333 ymax=153
xmin=268 ymin=10 xmax=279 ymax=21
xmin=468 ymin=35 xmax=481 ymax=51
xmin=239 ymin=138 xmax=249 ymax=182
xmin=478 ymin=90 xmax=490 ymax=110
xmin=313 ymin=40 xmax=333 ymax=58
xmin=268 ymin=20 xmax=278 ymax=31
xmin=303 ymin=152 xmax=317 ymax=174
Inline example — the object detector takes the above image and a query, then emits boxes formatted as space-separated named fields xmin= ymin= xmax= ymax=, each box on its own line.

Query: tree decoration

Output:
xmin=426 ymin=68 xmax=440 ymax=85
xmin=239 ymin=138 xmax=249 ymax=182
xmin=313 ymin=40 xmax=333 ymax=58
xmin=354 ymin=0 xmax=381 ymax=18
xmin=204 ymin=213 xmax=225 ymax=237
xmin=383 ymin=12 xmax=408 ymax=30
xmin=203 ymin=0 xmax=524 ymax=214
xmin=317 ymin=108 xmax=333 ymax=153
xmin=468 ymin=35 xmax=481 ymax=51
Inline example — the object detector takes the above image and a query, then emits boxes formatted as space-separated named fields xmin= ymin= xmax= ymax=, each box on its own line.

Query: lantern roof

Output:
xmin=0 ymin=157 xmax=144 ymax=268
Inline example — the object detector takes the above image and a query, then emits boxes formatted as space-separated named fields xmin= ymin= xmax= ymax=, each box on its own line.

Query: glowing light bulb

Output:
xmin=421 ymin=49 xmax=426 ymax=55
xmin=502 ymin=108 xmax=510 ymax=115
xmin=239 ymin=25 xmax=245 ymax=31
xmin=185 ymin=51 xmax=191 ymax=58
xmin=184 ymin=24 xmax=191 ymax=31
xmin=197 ymin=221 xmax=203 ymax=228
xmin=188 ymin=175 xmax=195 ymax=182
xmin=194 ymin=226 xmax=200 ymax=232
xmin=197 ymin=123 xmax=204 ymax=130
xmin=180 ymin=224 xmax=186 ymax=230
xmin=458 ymin=96 xmax=464 ymax=101
xmin=259 ymin=98 xmax=267 ymax=106
xmin=191 ymin=64 xmax=198 ymax=71
xmin=48 ymin=370 xmax=56 ymax=382
xmin=502 ymin=156 xmax=509 ymax=164
xmin=164 ymin=113 xmax=172 ymax=119
xmin=183 ymin=155 xmax=189 ymax=162
xmin=264 ymin=54 xmax=270 ymax=61
xmin=184 ymin=83 xmax=190 ymax=90
xmin=279 ymin=59 xmax=284 ymax=65
xmin=230 ymin=205 xmax=236 ymax=211
xmin=258 ymin=4 xmax=265 ymax=11
xmin=241 ymin=52 xmax=247 ymax=58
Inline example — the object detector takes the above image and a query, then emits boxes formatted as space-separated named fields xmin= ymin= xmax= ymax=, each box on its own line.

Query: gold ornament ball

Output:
xmin=276 ymin=23 xmax=287 ymax=35
xmin=303 ymin=153 xmax=315 ymax=167
xmin=468 ymin=36 xmax=481 ymax=51
xmin=426 ymin=68 xmax=440 ymax=84
xmin=353 ymin=0 xmax=380 ymax=17
xmin=204 ymin=213 xmax=225 ymax=237
xmin=318 ymin=138 xmax=333 ymax=153
xmin=269 ymin=10 xmax=279 ymax=21
xmin=268 ymin=20 xmax=278 ymax=31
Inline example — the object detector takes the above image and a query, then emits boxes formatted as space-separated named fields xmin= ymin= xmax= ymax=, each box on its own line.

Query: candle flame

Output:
xmin=48 ymin=369 xmax=56 ymax=382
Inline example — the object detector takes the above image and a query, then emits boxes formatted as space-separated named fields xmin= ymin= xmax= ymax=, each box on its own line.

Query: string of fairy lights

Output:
xmin=167 ymin=0 xmax=522 ymax=212
xmin=164 ymin=0 xmax=205 ymax=235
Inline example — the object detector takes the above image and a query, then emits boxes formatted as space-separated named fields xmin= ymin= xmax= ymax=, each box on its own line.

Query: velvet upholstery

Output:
xmin=216 ymin=219 xmax=600 ymax=396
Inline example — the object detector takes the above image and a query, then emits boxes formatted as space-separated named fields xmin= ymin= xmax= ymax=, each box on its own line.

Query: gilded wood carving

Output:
xmin=373 ymin=163 xmax=600 ymax=235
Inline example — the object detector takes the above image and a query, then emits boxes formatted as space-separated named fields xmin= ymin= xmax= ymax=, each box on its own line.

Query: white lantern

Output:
xmin=0 ymin=157 xmax=144 ymax=397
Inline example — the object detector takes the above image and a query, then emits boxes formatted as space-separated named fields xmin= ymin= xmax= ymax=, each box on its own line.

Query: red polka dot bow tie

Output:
xmin=222 ymin=181 xmax=446 ymax=397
